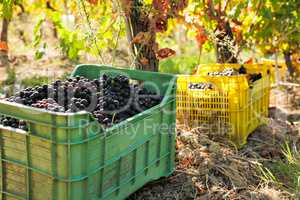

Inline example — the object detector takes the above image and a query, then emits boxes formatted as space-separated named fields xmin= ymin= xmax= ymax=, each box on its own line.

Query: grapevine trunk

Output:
xmin=124 ymin=0 xmax=159 ymax=72
xmin=216 ymin=22 xmax=238 ymax=64
xmin=283 ymin=51 xmax=295 ymax=76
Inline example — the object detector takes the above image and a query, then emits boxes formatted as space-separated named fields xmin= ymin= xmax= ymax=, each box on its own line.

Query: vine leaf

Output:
xmin=131 ymin=32 xmax=151 ymax=45
xmin=153 ymin=15 xmax=168 ymax=32
xmin=196 ymin=27 xmax=208 ymax=47
xmin=86 ymin=0 xmax=98 ymax=5
xmin=153 ymin=0 xmax=169 ymax=14
xmin=156 ymin=48 xmax=176 ymax=60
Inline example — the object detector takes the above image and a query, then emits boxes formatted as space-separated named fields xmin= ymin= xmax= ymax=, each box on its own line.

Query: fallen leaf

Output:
xmin=179 ymin=157 xmax=194 ymax=168
xmin=176 ymin=138 xmax=185 ymax=149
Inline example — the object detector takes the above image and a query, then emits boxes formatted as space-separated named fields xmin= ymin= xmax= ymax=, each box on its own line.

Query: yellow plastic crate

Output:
xmin=177 ymin=65 xmax=271 ymax=147
xmin=260 ymin=60 xmax=287 ymax=83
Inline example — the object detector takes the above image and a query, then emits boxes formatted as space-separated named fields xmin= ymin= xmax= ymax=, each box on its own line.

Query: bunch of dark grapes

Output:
xmin=248 ymin=73 xmax=262 ymax=83
xmin=92 ymin=75 xmax=130 ymax=126
xmin=239 ymin=65 xmax=247 ymax=74
xmin=0 ymin=74 xmax=163 ymax=129
xmin=32 ymin=98 xmax=65 ymax=112
xmin=0 ymin=85 xmax=49 ymax=130
xmin=188 ymin=83 xmax=213 ymax=90
xmin=93 ymin=74 xmax=162 ymax=126
xmin=133 ymin=85 xmax=162 ymax=111
xmin=5 ymin=85 xmax=48 ymax=105
xmin=0 ymin=117 xmax=27 ymax=131
xmin=62 ymin=76 xmax=98 ymax=112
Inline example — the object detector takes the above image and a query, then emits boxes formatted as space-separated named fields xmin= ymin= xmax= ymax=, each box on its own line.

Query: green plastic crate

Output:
xmin=0 ymin=65 xmax=177 ymax=200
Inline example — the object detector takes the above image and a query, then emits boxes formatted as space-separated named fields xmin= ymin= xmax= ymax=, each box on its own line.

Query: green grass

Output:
xmin=275 ymin=143 xmax=300 ymax=197
xmin=4 ymin=67 xmax=16 ymax=85
xmin=259 ymin=143 xmax=300 ymax=198
xmin=20 ymin=72 xmax=71 ymax=88
xmin=21 ymin=75 xmax=50 ymax=88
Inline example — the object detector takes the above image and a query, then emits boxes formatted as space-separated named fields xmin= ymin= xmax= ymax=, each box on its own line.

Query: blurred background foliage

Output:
xmin=0 ymin=0 xmax=299 ymax=74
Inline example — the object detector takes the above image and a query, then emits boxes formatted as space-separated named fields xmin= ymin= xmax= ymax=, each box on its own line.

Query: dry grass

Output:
xmin=128 ymin=114 xmax=299 ymax=200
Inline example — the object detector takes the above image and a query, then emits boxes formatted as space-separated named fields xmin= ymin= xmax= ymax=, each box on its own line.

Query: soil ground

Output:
xmin=127 ymin=112 xmax=299 ymax=200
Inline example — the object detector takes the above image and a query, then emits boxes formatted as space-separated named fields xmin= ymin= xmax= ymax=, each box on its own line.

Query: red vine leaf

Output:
xmin=87 ymin=0 xmax=98 ymax=5
xmin=232 ymin=25 xmax=240 ymax=33
xmin=244 ymin=58 xmax=254 ymax=64
xmin=170 ymin=0 xmax=188 ymax=16
xmin=153 ymin=15 xmax=168 ymax=33
xmin=156 ymin=48 xmax=176 ymax=60
xmin=153 ymin=0 xmax=169 ymax=14
xmin=232 ymin=25 xmax=243 ymax=44
xmin=0 ymin=41 xmax=9 ymax=52
xmin=131 ymin=32 xmax=152 ymax=45
xmin=195 ymin=27 xmax=208 ymax=48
